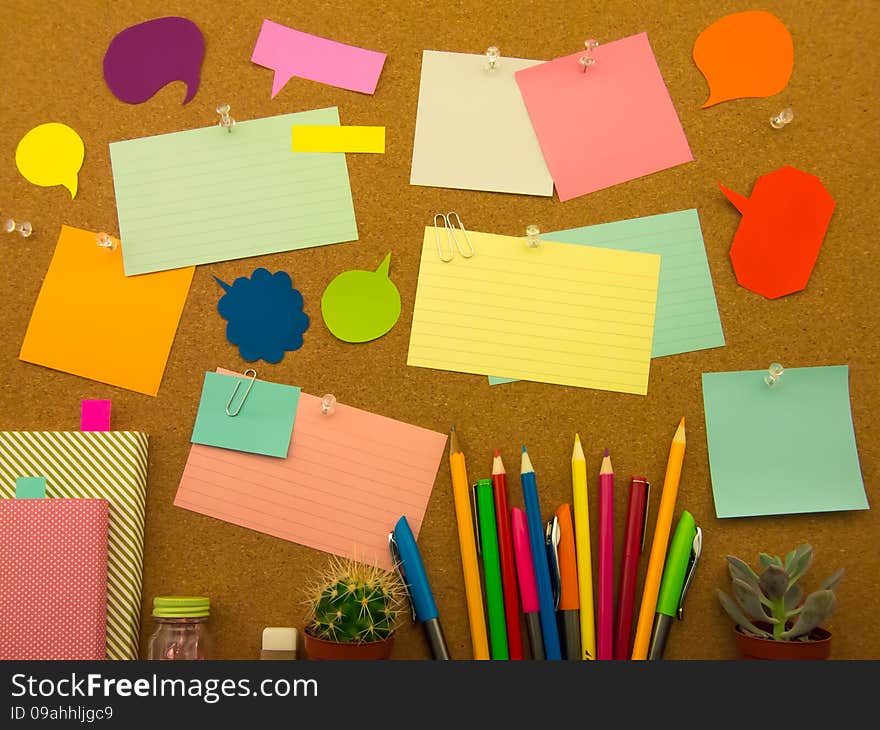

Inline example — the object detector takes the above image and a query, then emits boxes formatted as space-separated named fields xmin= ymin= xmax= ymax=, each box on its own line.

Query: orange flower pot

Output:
xmin=735 ymin=626 xmax=831 ymax=660
xmin=303 ymin=630 xmax=395 ymax=660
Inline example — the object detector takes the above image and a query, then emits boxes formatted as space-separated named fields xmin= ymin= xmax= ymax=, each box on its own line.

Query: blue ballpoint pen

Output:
xmin=389 ymin=516 xmax=451 ymax=660
xmin=520 ymin=446 xmax=562 ymax=660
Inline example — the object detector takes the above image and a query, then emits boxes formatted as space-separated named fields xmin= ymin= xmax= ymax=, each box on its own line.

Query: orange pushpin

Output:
xmin=694 ymin=10 xmax=793 ymax=108
xmin=721 ymin=166 xmax=835 ymax=300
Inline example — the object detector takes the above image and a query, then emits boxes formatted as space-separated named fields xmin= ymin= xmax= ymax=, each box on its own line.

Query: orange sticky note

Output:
xmin=175 ymin=370 xmax=448 ymax=570
xmin=694 ymin=11 xmax=793 ymax=108
xmin=20 ymin=225 xmax=194 ymax=396
xmin=721 ymin=166 xmax=835 ymax=300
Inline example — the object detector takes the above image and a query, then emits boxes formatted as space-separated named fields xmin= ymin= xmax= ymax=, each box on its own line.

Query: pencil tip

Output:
xmin=575 ymin=433 xmax=581 ymax=443
xmin=521 ymin=445 xmax=527 ymax=453
xmin=494 ymin=447 xmax=500 ymax=457
xmin=450 ymin=424 xmax=456 ymax=432
xmin=679 ymin=417 xmax=685 ymax=427
xmin=604 ymin=447 xmax=609 ymax=457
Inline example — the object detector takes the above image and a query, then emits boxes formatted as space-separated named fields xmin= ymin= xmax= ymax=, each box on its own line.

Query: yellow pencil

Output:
xmin=631 ymin=417 xmax=686 ymax=659
xmin=571 ymin=434 xmax=596 ymax=660
xmin=449 ymin=425 xmax=489 ymax=660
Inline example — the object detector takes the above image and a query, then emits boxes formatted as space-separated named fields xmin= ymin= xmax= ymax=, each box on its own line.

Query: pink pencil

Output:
xmin=598 ymin=449 xmax=614 ymax=659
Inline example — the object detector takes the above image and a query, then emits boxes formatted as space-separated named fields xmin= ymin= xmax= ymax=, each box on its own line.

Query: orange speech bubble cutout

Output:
xmin=694 ymin=10 xmax=793 ymax=108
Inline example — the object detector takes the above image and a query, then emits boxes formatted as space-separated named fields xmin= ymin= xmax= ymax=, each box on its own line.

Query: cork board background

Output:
xmin=0 ymin=0 xmax=877 ymax=660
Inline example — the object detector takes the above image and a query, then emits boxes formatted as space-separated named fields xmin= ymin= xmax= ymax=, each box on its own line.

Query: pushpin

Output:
xmin=321 ymin=394 xmax=336 ymax=416
xmin=579 ymin=38 xmax=599 ymax=73
xmin=485 ymin=46 xmax=500 ymax=70
xmin=525 ymin=224 xmax=541 ymax=248
xmin=770 ymin=107 xmax=794 ymax=129
xmin=217 ymin=104 xmax=235 ymax=132
xmin=4 ymin=218 xmax=32 ymax=238
xmin=764 ymin=362 xmax=784 ymax=388
xmin=96 ymin=232 xmax=117 ymax=251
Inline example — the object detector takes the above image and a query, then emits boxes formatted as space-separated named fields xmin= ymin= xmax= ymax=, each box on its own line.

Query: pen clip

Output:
xmin=471 ymin=483 xmax=482 ymax=557
xmin=636 ymin=478 xmax=651 ymax=553
xmin=676 ymin=526 xmax=703 ymax=621
xmin=388 ymin=532 xmax=417 ymax=623
xmin=545 ymin=516 xmax=561 ymax=610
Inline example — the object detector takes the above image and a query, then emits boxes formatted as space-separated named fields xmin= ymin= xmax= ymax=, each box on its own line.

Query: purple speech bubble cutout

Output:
xmin=103 ymin=17 xmax=205 ymax=105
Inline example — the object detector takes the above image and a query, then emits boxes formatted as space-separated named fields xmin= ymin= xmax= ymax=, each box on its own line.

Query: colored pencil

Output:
xmin=632 ymin=418 xmax=687 ymax=659
xmin=448 ymin=425 xmax=489 ymax=660
xmin=520 ymin=446 xmax=562 ymax=660
xmin=614 ymin=476 xmax=649 ymax=660
xmin=598 ymin=449 xmax=614 ymax=659
xmin=571 ymin=434 xmax=596 ymax=660
xmin=492 ymin=451 xmax=524 ymax=660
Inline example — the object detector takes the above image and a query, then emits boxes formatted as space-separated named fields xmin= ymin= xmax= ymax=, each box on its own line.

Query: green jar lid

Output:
xmin=153 ymin=596 xmax=210 ymax=618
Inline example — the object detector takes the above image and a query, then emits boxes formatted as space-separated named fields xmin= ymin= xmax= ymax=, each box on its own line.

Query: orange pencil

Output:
xmin=631 ymin=418 xmax=686 ymax=659
xmin=555 ymin=504 xmax=581 ymax=660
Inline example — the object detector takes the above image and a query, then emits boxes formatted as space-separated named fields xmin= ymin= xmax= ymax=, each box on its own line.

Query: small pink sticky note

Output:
xmin=81 ymin=400 xmax=111 ymax=432
xmin=251 ymin=19 xmax=386 ymax=97
xmin=515 ymin=33 xmax=693 ymax=201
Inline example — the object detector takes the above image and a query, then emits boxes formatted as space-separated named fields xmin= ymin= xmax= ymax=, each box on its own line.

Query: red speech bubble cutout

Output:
xmin=721 ymin=166 xmax=835 ymax=299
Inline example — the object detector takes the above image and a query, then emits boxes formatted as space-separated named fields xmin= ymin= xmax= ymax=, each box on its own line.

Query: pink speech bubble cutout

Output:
xmin=251 ymin=19 xmax=387 ymax=97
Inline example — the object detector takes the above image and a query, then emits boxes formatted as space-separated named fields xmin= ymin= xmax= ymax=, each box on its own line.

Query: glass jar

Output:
xmin=147 ymin=596 xmax=211 ymax=660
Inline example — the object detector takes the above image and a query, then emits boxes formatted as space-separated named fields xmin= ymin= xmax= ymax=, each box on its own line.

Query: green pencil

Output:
xmin=475 ymin=478 xmax=509 ymax=659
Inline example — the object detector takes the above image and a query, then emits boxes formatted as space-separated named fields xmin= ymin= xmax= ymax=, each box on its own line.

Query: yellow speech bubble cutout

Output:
xmin=694 ymin=11 xmax=793 ymax=108
xmin=15 ymin=123 xmax=85 ymax=198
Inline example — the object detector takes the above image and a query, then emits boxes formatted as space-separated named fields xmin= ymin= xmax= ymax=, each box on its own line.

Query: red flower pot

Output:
xmin=303 ymin=630 xmax=395 ymax=660
xmin=735 ymin=626 xmax=831 ymax=660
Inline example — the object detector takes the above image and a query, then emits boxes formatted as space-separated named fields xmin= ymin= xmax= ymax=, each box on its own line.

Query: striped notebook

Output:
xmin=0 ymin=432 xmax=148 ymax=660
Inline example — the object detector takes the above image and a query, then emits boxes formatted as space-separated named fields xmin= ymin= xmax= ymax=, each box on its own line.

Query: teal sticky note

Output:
xmin=15 ymin=476 xmax=47 ymax=498
xmin=702 ymin=365 xmax=868 ymax=518
xmin=191 ymin=372 xmax=300 ymax=458
xmin=489 ymin=209 xmax=724 ymax=385
xmin=110 ymin=107 xmax=358 ymax=276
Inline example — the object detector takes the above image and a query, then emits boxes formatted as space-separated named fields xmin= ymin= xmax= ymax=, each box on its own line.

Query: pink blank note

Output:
xmin=251 ymin=19 xmax=387 ymax=97
xmin=515 ymin=33 xmax=693 ymax=201
xmin=174 ymin=388 xmax=447 ymax=569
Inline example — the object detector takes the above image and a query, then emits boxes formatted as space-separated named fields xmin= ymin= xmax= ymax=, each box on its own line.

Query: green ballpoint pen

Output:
xmin=475 ymin=478 xmax=509 ymax=660
xmin=647 ymin=510 xmax=702 ymax=660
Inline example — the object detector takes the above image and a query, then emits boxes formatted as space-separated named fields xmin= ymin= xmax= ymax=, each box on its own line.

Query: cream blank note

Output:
xmin=110 ymin=108 xmax=358 ymax=275
xmin=174 ymin=388 xmax=447 ymax=569
xmin=410 ymin=50 xmax=553 ymax=196
xmin=408 ymin=228 xmax=661 ymax=394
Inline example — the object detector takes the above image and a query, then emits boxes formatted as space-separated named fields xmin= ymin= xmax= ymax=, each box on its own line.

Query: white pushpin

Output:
xmin=321 ymin=394 xmax=336 ymax=416
xmin=764 ymin=362 xmax=784 ymax=388
xmin=579 ymin=38 xmax=599 ymax=73
xmin=525 ymin=224 xmax=541 ymax=248
xmin=217 ymin=104 xmax=235 ymax=132
xmin=4 ymin=218 xmax=32 ymax=238
xmin=485 ymin=46 xmax=500 ymax=71
xmin=96 ymin=232 xmax=117 ymax=251
xmin=770 ymin=108 xmax=794 ymax=129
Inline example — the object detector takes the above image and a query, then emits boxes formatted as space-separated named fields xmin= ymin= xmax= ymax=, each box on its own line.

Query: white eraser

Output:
xmin=262 ymin=627 xmax=298 ymax=652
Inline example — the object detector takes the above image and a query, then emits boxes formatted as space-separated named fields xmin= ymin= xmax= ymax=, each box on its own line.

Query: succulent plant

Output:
xmin=717 ymin=544 xmax=843 ymax=641
xmin=305 ymin=558 xmax=404 ymax=643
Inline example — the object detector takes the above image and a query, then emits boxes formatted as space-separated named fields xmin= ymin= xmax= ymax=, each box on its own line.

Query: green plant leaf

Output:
xmin=759 ymin=552 xmax=783 ymax=569
xmin=820 ymin=568 xmax=844 ymax=591
xmin=782 ymin=590 xmax=837 ymax=640
xmin=726 ymin=555 xmax=760 ymax=591
xmin=786 ymin=544 xmax=814 ymax=586
xmin=717 ymin=589 xmax=771 ymax=638
xmin=733 ymin=578 xmax=775 ymax=621
xmin=784 ymin=583 xmax=803 ymax=614
xmin=759 ymin=565 xmax=788 ymax=600
xmin=783 ymin=548 xmax=798 ymax=572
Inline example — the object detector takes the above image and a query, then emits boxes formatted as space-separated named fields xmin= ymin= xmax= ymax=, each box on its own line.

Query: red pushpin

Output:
xmin=720 ymin=165 xmax=835 ymax=299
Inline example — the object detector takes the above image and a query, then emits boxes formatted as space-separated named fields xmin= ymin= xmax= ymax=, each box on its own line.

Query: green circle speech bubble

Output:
xmin=321 ymin=253 xmax=402 ymax=343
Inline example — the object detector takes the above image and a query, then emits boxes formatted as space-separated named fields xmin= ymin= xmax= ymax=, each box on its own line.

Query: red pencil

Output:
xmin=614 ymin=476 xmax=649 ymax=660
xmin=492 ymin=450 xmax=524 ymax=660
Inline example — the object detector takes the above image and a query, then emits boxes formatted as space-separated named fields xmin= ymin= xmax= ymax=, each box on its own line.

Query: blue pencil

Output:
xmin=520 ymin=446 xmax=562 ymax=660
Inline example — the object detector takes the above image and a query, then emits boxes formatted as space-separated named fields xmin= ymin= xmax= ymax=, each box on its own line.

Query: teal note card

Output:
xmin=14 ymin=476 xmax=47 ymax=498
xmin=191 ymin=372 xmax=300 ymax=458
xmin=110 ymin=107 xmax=358 ymax=275
xmin=702 ymin=365 xmax=868 ymax=518
xmin=489 ymin=209 xmax=724 ymax=385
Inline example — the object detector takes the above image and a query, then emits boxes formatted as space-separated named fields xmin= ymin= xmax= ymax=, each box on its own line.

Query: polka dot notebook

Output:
xmin=0 ymin=498 xmax=108 ymax=659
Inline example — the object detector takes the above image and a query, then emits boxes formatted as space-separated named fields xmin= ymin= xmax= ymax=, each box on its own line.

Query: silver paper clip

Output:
xmin=225 ymin=369 xmax=257 ymax=416
xmin=434 ymin=212 xmax=475 ymax=261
